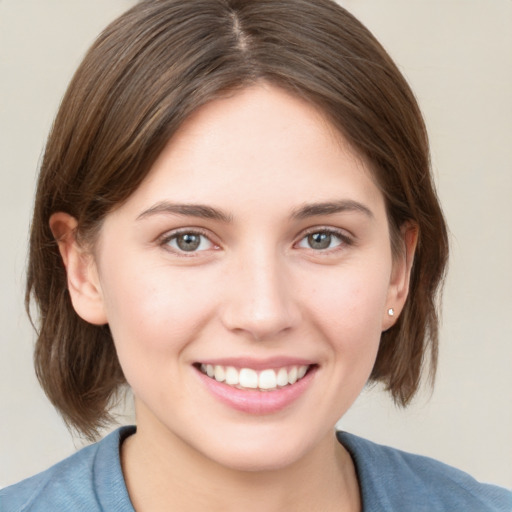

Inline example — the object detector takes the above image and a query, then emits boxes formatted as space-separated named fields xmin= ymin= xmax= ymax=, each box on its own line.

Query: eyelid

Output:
xmin=295 ymin=226 xmax=354 ymax=250
xmin=158 ymin=227 xmax=220 ymax=255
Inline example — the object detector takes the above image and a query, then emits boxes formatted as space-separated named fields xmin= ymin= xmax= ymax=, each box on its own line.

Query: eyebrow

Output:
xmin=136 ymin=199 xmax=373 ymax=223
xmin=291 ymin=200 xmax=374 ymax=220
xmin=137 ymin=202 xmax=233 ymax=223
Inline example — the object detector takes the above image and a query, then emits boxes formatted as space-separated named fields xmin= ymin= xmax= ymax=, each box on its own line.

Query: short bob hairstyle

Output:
xmin=27 ymin=0 xmax=448 ymax=439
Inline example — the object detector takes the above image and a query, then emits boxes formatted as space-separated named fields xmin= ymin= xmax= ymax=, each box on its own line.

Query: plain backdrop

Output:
xmin=1 ymin=0 xmax=511 ymax=489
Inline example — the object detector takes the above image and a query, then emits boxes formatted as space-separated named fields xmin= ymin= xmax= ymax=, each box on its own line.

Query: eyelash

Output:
xmin=159 ymin=228 xmax=218 ymax=256
xmin=158 ymin=226 xmax=353 ymax=256
xmin=295 ymin=227 xmax=353 ymax=253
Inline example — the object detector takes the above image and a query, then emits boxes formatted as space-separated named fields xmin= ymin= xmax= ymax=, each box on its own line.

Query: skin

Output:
xmin=51 ymin=84 xmax=416 ymax=511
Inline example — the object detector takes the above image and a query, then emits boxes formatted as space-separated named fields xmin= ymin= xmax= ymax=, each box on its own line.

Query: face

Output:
xmin=68 ymin=85 xmax=410 ymax=472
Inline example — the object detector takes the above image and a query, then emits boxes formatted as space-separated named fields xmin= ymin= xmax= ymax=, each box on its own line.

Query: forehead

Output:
xmin=112 ymin=84 xmax=385 ymax=220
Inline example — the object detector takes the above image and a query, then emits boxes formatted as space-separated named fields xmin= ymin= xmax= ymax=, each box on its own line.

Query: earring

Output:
xmin=387 ymin=308 xmax=395 ymax=317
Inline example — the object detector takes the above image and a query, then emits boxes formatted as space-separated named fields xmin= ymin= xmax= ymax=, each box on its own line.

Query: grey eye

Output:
xmin=166 ymin=232 xmax=214 ymax=253
xmin=176 ymin=233 xmax=201 ymax=251
xmin=297 ymin=231 xmax=344 ymax=251
xmin=307 ymin=232 xmax=332 ymax=250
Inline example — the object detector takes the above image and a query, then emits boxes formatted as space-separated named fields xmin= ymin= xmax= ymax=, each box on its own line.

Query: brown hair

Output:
xmin=27 ymin=0 xmax=448 ymax=439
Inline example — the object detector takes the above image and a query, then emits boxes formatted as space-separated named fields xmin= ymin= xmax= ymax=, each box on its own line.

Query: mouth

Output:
xmin=194 ymin=360 xmax=318 ymax=414
xmin=195 ymin=363 xmax=314 ymax=391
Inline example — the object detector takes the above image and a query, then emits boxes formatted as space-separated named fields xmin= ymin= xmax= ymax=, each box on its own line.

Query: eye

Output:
xmin=297 ymin=230 xmax=346 ymax=251
xmin=163 ymin=231 xmax=215 ymax=253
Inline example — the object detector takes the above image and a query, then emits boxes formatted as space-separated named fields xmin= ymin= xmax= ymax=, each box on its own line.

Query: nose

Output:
xmin=220 ymin=247 xmax=301 ymax=341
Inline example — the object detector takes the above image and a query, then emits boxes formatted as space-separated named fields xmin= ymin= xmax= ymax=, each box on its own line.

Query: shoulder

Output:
xmin=337 ymin=431 xmax=512 ymax=512
xmin=0 ymin=426 xmax=135 ymax=512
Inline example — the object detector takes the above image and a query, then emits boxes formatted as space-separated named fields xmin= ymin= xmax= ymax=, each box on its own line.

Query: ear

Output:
xmin=382 ymin=222 xmax=418 ymax=331
xmin=49 ymin=212 xmax=108 ymax=325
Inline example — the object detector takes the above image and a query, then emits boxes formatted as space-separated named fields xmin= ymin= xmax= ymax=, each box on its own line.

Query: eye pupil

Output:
xmin=177 ymin=233 xmax=201 ymax=251
xmin=308 ymin=232 xmax=331 ymax=249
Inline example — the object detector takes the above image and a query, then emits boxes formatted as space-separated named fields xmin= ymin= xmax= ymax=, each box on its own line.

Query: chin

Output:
xmin=196 ymin=423 xmax=329 ymax=474
xmin=209 ymin=445 xmax=304 ymax=473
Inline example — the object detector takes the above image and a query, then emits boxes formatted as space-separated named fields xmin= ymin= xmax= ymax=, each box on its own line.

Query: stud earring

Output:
xmin=387 ymin=308 xmax=395 ymax=317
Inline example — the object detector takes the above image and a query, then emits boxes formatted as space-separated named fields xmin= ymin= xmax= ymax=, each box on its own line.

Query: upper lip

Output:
xmin=194 ymin=356 xmax=316 ymax=370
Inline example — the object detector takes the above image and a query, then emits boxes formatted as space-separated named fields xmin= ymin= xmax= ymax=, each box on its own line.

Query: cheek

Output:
xmin=303 ymin=260 xmax=391 ymax=350
xmin=99 ymin=259 xmax=219 ymax=356
xmin=99 ymin=262 xmax=223 ymax=407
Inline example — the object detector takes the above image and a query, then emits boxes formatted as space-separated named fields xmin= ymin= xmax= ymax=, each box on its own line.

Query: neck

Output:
xmin=121 ymin=419 xmax=361 ymax=512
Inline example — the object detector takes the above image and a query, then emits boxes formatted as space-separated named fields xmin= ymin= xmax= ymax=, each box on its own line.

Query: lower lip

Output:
xmin=196 ymin=367 xmax=317 ymax=415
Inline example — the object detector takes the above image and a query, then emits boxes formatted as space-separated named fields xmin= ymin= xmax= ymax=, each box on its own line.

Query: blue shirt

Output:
xmin=2 ymin=426 xmax=511 ymax=511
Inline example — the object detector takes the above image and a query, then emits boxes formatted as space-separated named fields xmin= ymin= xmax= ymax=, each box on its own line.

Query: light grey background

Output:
xmin=1 ymin=0 xmax=511 ymax=489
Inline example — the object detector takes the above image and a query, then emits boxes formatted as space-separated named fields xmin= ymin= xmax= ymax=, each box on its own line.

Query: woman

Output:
xmin=2 ymin=0 xmax=511 ymax=510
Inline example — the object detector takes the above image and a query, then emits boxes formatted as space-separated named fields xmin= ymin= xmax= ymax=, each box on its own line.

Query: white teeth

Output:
xmin=214 ymin=365 xmax=225 ymax=382
xmin=258 ymin=369 xmax=277 ymax=390
xmin=200 ymin=364 xmax=310 ymax=391
xmin=225 ymin=366 xmax=239 ymax=386
xmin=276 ymin=367 xmax=289 ymax=387
xmin=239 ymin=368 xmax=258 ymax=388
xmin=288 ymin=366 xmax=298 ymax=385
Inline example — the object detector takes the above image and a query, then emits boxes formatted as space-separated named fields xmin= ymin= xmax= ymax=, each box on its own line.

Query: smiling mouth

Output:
xmin=195 ymin=363 xmax=314 ymax=391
